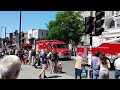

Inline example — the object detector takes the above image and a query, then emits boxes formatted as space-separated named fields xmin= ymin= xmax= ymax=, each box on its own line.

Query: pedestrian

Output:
xmin=97 ymin=54 xmax=110 ymax=79
xmin=49 ymin=50 xmax=58 ymax=73
xmin=91 ymin=52 xmax=100 ymax=79
xmin=114 ymin=53 xmax=120 ymax=79
xmin=33 ymin=50 xmax=40 ymax=68
xmin=0 ymin=55 xmax=21 ymax=79
xmin=19 ymin=49 xmax=25 ymax=64
xmin=39 ymin=49 xmax=48 ymax=79
xmin=75 ymin=52 xmax=83 ymax=79
xmin=24 ymin=49 xmax=29 ymax=65
xmin=28 ymin=49 xmax=32 ymax=65
xmin=46 ymin=50 xmax=52 ymax=71
xmin=73 ymin=48 xmax=77 ymax=57
xmin=31 ymin=49 xmax=36 ymax=66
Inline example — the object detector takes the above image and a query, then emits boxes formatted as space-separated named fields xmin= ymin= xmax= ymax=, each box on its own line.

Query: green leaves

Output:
xmin=44 ymin=11 xmax=84 ymax=46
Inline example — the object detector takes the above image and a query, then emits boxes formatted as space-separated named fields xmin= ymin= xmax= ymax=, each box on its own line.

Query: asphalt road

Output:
xmin=59 ymin=59 xmax=115 ymax=79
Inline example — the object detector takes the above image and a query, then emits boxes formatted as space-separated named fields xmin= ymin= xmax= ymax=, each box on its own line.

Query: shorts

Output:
xmin=51 ymin=61 xmax=55 ymax=67
xmin=42 ymin=64 xmax=47 ymax=70
xmin=75 ymin=68 xmax=82 ymax=76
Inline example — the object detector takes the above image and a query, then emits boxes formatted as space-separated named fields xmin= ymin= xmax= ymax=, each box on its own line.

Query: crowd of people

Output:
xmin=1 ymin=46 xmax=120 ymax=79
xmin=75 ymin=51 xmax=120 ymax=79
xmin=0 ymin=47 xmax=63 ymax=79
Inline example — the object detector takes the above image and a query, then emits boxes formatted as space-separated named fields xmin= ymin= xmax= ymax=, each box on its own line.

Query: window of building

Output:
xmin=42 ymin=32 xmax=43 ymax=36
xmin=29 ymin=34 xmax=31 ymax=38
xmin=110 ymin=20 xmax=115 ymax=28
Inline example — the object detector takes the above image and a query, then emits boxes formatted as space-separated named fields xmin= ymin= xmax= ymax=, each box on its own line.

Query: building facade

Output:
xmin=28 ymin=29 xmax=49 ymax=39
xmin=81 ymin=11 xmax=120 ymax=47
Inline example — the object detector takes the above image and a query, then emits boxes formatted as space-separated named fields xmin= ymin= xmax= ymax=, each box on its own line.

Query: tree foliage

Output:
xmin=45 ymin=11 xmax=84 ymax=46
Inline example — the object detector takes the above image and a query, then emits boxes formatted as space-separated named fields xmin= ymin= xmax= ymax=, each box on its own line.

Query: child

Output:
xmin=57 ymin=63 xmax=62 ymax=73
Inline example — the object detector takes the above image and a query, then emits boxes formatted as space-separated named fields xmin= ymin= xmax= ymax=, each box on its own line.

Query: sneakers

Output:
xmin=39 ymin=75 xmax=47 ymax=79
xmin=44 ymin=75 xmax=47 ymax=78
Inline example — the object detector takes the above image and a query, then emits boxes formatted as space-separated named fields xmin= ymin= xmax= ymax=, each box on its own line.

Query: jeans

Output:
xmin=115 ymin=70 xmax=120 ymax=79
xmin=92 ymin=70 xmax=99 ymax=79
xmin=75 ymin=68 xmax=82 ymax=79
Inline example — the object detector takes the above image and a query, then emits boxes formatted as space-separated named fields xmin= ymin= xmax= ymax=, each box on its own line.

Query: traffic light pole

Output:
xmin=87 ymin=11 xmax=93 ymax=79
xmin=90 ymin=11 xmax=93 ymax=47
xmin=19 ymin=11 xmax=22 ymax=48
xmin=5 ymin=27 xmax=6 ymax=39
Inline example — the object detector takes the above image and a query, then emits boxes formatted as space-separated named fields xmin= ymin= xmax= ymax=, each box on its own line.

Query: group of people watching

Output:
xmin=75 ymin=51 xmax=120 ymax=79
xmin=0 ymin=47 xmax=63 ymax=79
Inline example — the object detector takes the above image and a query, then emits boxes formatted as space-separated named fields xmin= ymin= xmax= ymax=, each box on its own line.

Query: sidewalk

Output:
xmin=18 ymin=65 xmax=74 ymax=79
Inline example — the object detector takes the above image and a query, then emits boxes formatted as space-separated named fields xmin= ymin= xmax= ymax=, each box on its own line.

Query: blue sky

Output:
xmin=0 ymin=11 xmax=59 ymax=38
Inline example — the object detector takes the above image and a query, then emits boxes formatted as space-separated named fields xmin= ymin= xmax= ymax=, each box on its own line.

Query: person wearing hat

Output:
xmin=74 ymin=52 xmax=83 ymax=79
xmin=114 ymin=53 xmax=120 ymax=79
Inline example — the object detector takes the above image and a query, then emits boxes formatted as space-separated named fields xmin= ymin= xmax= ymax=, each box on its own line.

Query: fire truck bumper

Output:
xmin=58 ymin=54 xmax=71 ymax=59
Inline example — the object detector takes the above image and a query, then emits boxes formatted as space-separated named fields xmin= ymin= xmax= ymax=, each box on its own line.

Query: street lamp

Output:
xmin=19 ymin=11 xmax=22 ymax=47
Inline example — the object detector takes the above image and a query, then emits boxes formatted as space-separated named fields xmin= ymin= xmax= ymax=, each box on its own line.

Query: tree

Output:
xmin=45 ymin=11 xmax=84 ymax=46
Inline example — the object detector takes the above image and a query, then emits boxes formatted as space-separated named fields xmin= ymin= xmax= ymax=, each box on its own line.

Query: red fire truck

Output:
xmin=77 ymin=42 xmax=120 ymax=56
xmin=77 ymin=42 xmax=120 ymax=70
xmin=36 ymin=40 xmax=71 ymax=59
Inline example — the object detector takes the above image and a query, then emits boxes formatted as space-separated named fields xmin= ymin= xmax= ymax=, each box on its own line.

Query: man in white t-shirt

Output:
xmin=114 ymin=57 xmax=120 ymax=79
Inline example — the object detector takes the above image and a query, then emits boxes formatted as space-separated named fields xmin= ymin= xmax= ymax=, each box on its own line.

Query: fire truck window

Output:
xmin=56 ymin=44 xmax=67 ymax=48
xmin=51 ymin=45 xmax=56 ymax=48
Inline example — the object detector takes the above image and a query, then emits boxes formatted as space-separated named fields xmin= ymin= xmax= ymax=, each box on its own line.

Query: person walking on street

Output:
xmin=97 ymin=54 xmax=110 ymax=79
xmin=114 ymin=53 xmax=120 ymax=79
xmin=31 ymin=49 xmax=36 ymax=66
xmin=49 ymin=50 xmax=58 ymax=73
xmin=91 ymin=52 xmax=100 ymax=79
xmin=33 ymin=50 xmax=40 ymax=68
xmin=19 ymin=49 xmax=25 ymax=64
xmin=75 ymin=52 xmax=83 ymax=79
xmin=39 ymin=49 xmax=48 ymax=79
xmin=46 ymin=50 xmax=52 ymax=71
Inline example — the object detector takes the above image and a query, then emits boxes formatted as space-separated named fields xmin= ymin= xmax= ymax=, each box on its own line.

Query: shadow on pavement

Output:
xmin=47 ymin=75 xmax=62 ymax=78
xmin=58 ymin=58 xmax=74 ymax=61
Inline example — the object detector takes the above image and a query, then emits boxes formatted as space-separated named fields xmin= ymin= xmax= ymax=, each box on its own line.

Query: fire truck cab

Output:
xmin=36 ymin=40 xmax=71 ymax=59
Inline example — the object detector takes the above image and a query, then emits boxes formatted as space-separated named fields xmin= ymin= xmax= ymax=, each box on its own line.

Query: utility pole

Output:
xmin=19 ymin=11 xmax=22 ymax=48
xmin=90 ymin=11 xmax=93 ymax=47
xmin=5 ymin=27 xmax=6 ymax=39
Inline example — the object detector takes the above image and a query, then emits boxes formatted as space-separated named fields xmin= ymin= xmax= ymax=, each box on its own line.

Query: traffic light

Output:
xmin=21 ymin=31 xmax=24 ymax=37
xmin=95 ymin=11 xmax=105 ymax=35
xmin=14 ymin=30 xmax=18 ymax=36
xmin=85 ymin=16 xmax=95 ymax=34
xmin=29 ymin=38 xmax=34 ymax=44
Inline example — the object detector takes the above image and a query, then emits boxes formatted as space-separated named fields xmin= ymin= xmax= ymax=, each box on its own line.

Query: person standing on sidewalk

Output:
xmin=114 ymin=54 xmax=120 ymax=79
xmin=28 ymin=49 xmax=32 ymax=65
xmin=75 ymin=52 xmax=83 ymax=79
xmin=97 ymin=54 xmax=110 ymax=79
xmin=49 ymin=50 xmax=58 ymax=73
xmin=31 ymin=49 xmax=36 ymax=66
xmin=39 ymin=49 xmax=48 ymax=79
xmin=91 ymin=52 xmax=100 ymax=79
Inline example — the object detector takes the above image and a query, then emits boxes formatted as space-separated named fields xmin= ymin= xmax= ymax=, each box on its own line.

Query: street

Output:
xmin=17 ymin=58 xmax=115 ymax=79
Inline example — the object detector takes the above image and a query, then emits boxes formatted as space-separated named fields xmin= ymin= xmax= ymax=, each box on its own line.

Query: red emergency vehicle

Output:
xmin=36 ymin=40 xmax=71 ymax=59
xmin=77 ymin=42 xmax=120 ymax=56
